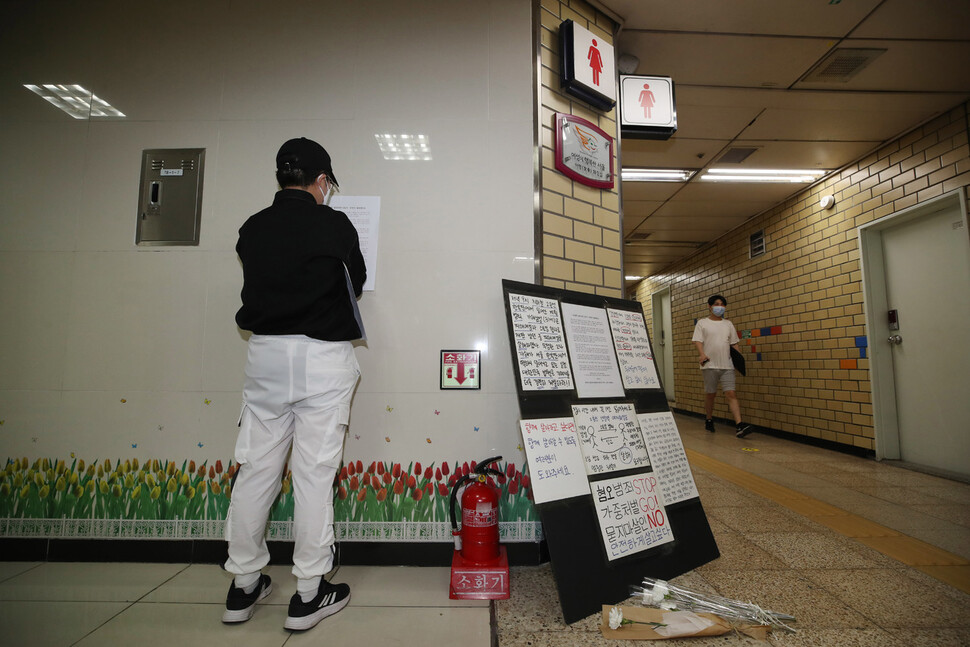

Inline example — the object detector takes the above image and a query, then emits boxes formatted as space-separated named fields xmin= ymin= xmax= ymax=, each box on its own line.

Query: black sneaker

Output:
xmin=736 ymin=423 xmax=753 ymax=438
xmin=284 ymin=579 xmax=351 ymax=631
xmin=704 ymin=419 xmax=715 ymax=433
xmin=222 ymin=574 xmax=272 ymax=623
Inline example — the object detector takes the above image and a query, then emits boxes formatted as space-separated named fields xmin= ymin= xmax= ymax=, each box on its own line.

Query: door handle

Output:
xmin=887 ymin=335 xmax=903 ymax=345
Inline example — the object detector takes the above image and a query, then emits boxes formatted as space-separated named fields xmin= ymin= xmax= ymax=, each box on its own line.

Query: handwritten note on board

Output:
xmin=519 ymin=418 xmax=590 ymax=504
xmin=507 ymin=293 xmax=574 ymax=391
xmin=637 ymin=412 xmax=699 ymax=505
xmin=571 ymin=403 xmax=651 ymax=476
xmin=607 ymin=308 xmax=660 ymax=390
xmin=593 ymin=473 xmax=675 ymax=561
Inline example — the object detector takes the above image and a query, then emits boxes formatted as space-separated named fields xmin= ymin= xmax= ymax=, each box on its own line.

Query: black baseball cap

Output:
xmin=276 ymin=137 xmax=339 ymax=187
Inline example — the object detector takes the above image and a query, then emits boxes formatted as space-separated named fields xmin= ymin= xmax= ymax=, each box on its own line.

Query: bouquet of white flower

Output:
xmin=633 ymin=576 xmax=797 ymax=634
xmin=601 ymin=604 xmax=769 ymax=641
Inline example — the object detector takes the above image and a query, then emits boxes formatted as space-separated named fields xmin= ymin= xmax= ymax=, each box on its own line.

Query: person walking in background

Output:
xmin=692 ymin=294 xmax=753 ymax=438
xmin=223 ymin=137 xmax=365 ymax=631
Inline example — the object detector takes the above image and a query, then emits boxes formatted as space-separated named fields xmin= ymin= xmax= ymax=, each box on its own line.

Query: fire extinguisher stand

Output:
xmin=448 ymin=456 xmax=510 ymax=600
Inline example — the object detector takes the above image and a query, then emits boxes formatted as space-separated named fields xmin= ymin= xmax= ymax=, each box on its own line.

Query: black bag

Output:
xmin=730 ymin=346 xmax=746 ymax=376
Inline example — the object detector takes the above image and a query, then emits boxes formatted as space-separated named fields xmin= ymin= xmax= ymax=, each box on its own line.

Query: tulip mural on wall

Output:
xmin=0 ymin=456 xmax=537 ymax=540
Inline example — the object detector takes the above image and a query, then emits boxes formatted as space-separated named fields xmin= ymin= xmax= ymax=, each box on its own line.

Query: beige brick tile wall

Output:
xmin=635 ymin=103 xmax=970 ymax=452
xmin=537 ymin=0 xmax=622 ymax=297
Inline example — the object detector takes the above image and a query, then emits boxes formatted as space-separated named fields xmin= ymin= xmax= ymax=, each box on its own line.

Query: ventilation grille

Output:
xmin=150 ymin=159 xmax=196 ymax=170
xmin=718 ymin=147 xmax=759 ymax=164
xmin=750 ymin=230 xmax=766 ymax=258
xmin=801 ymin=48 xmax=887 ymax=83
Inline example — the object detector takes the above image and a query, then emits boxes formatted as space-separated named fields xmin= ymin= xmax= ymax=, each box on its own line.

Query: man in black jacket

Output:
xmin=222 ymin=138 xmax=364 ymax=631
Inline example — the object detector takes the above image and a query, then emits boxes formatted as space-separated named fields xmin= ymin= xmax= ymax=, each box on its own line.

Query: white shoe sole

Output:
xmin=222 ymin=582 xmax=273 ymax=623
xmin=284 ymin=593 xmax=350 ymax=631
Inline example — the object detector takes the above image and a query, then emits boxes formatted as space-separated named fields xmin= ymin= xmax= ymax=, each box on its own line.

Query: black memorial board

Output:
xmin=502 ymin=279 xmax=719 ymax=624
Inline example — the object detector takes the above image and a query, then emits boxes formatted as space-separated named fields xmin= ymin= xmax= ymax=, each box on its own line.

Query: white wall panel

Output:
xmin=0 ymin=0 xmax=535 ymax=480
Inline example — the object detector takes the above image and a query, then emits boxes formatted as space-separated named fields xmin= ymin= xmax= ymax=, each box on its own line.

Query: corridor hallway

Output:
xmin=1 ymin=413 xmax=968 ymax=646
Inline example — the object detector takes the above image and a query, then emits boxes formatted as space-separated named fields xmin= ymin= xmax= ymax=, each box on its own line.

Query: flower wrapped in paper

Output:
xmin=600 ymin=605 xmax=769 ymax=641
xmin=630 ymin=576 xmax=796 ymax=636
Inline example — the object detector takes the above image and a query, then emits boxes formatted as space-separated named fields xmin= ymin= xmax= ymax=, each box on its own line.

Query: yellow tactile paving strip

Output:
xmin=685 ymin=449 xmax=970 ymax=594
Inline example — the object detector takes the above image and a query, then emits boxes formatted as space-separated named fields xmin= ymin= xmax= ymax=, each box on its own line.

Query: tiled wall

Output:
xmin=537 ymin=0 xmax=623 ymax=297
xmin=635 ymin=104 xmax=970 ymax=451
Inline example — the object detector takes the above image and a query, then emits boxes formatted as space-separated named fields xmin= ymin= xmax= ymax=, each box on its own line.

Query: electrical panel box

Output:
xmin=136 ymin=148 xmax=205 ymax=246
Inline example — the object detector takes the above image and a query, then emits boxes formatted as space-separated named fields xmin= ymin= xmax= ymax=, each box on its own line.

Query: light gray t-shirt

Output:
xmin=691 ymin=317 xmax=739 ymax=370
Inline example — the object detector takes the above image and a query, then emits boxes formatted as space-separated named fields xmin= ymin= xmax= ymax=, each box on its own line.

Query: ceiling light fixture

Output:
xmin=24 ymin=84 xmax=125 ymax=119
xmin=700 ymin=168 xmax=827 ymax=183
xmin=374 ymin=133 xmax=432 ymax=161
xmin=624 ymin=275 xmax=644 ymax=281
xmin=621 ymin=168 xmax=695 ymax=182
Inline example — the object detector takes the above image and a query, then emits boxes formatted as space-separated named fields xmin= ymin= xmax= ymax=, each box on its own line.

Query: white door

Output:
xmin=862 ymin=191 xmax=970 ymax=476
xmin=651 ymin=288 xmax=674 ymax=401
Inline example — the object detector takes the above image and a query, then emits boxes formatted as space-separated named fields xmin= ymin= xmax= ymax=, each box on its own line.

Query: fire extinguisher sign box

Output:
xmin=449 ymin=548 xmax=510 ymax=600
xmin=440 ymin=350 xmax=481 ymax=390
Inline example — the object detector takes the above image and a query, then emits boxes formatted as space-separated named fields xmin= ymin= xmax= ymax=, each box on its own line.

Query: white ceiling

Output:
xmin=593 ymin=0 xmax=970 ymax=284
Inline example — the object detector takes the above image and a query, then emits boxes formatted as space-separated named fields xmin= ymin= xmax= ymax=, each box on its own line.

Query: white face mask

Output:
xmin=318 ymin=178 xmax=333 ymax=205
xmin=712 ymin=305 xmax=726 ymax=317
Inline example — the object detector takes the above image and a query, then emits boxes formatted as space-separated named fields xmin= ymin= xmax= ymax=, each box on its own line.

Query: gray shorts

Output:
xmin=703 ymin=369 xmax=736 ymax=394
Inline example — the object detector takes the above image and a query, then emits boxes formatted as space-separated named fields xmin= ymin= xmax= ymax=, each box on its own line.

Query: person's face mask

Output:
xmin=318 ymin=177 xmax=333 ymax=205
xmin=712 ymin=305 xmax=726 ymax=317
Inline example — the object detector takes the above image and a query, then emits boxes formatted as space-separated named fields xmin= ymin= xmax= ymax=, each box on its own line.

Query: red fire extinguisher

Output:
xmin=449 ymin=455 xmax=504 ymax=564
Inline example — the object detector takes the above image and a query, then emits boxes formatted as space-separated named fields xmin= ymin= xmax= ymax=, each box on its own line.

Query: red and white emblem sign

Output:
xmin=554 ymin=113 xmax=614 ymax=189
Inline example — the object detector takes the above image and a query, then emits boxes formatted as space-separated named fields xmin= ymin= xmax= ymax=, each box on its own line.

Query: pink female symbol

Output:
xmin=639 ymin=83 xmax=656 ymax=119
xmin=587 ymin=39 xmax=604 ymax=86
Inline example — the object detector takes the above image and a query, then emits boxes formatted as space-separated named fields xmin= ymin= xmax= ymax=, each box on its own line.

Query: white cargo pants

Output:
xmin=224 ymin=334 xmax=360 ymax=581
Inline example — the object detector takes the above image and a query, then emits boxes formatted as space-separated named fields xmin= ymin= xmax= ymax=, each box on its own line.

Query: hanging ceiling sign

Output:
xmin=558 ymin=20 xmax=616 ymax=111
xmin=619 ymin=75 xmax=677 ymax=140
xmin=554 ymin=113 xmax=614 ymax=190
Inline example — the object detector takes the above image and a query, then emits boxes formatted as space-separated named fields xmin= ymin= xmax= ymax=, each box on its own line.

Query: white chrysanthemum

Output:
xmin=609 ymin=606 xmax=624 ymax=630
xmin=644 ymin=580 xmax=669 ymax=605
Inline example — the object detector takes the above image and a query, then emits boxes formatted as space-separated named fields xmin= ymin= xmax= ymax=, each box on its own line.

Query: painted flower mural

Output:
xmin=0 ymin=456 xmax=536 ymax=530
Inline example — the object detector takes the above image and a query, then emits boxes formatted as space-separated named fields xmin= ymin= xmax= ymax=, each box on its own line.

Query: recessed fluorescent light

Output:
xmin=621 ymin=168 xmax=695 ymax=182
xmin=625 ymin=275 xmax=644 ymax=281
xmin=24 ymin=84 xmax=125 ymax=119
xmin=374 ymin=133 xmax=432 ymax=161
xmin=701 ymin=168 xmax=827 ymax=183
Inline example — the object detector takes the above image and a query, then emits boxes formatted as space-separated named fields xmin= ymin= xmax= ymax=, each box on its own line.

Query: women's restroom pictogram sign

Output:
xmin=620 ymin=76 xmax=675 ymax=128
xmin=441 ymin=350 xmax=481 ymax=390
xmin=559 ymin=19 xmax=616 ymax=109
